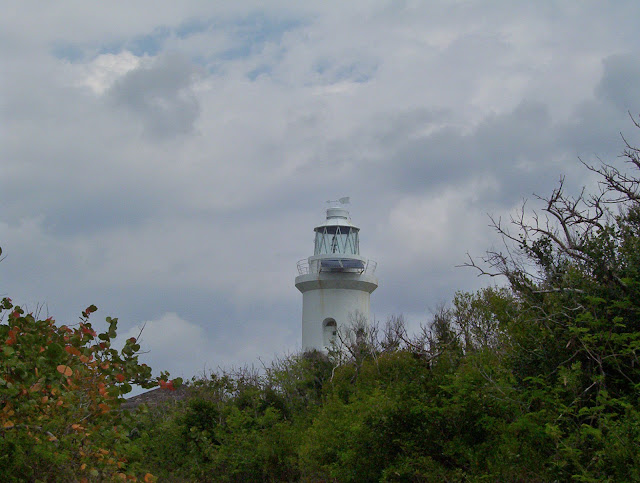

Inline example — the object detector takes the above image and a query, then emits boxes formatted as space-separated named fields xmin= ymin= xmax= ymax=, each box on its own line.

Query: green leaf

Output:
xmin=108 ymin=317 xmax=118 ymax=338
xmin=44 ymin=343 xmax=64 ymax=361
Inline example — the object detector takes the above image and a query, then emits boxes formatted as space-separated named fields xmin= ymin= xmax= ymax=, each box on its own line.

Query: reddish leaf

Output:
xmin=80 ymin=325 xmax=97 ymax=337
xmin=6 ymin=329 xmax=17 ymax=345
xmin=65 ymin=345 xmax=81 ymax=356
xmin=56 ymin=365 xmax=73 ymax=377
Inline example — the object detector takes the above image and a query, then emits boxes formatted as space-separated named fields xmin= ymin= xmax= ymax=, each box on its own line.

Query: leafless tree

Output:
xmin=462 ymin=116 xmax=640 ymax=296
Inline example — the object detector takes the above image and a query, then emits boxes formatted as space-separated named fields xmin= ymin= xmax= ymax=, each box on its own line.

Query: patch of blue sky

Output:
xmin=174 ymin=12 xmax=303 ymax=44
xmin=127 ymin=26 xmax=171 ymax=56
xmin=188 ymin=13 xmax=304 ymax=75
xmin=50 ymin=41 xmax=85 ymax=62
xmin=219 ymin=44 xmax=253 ymax=61
xmin=96 ymin=40 xmax=125 ymax=56
xmin=233 ymin=12 xmax=303 ymax=46
xmin=213 ymin=12 xmax=306 ymax=62
xmin=313 ymin=58 xmax=331 ymax=76
xmin=335 ymin=63 xmax=378 ymax=83
xmin=92 ymin=26 xmax=170 ymax=58
xmin=313 ymin=59 xmax=378 ymax=84
xmin=54 ymin=11 xmax=304 ymax=68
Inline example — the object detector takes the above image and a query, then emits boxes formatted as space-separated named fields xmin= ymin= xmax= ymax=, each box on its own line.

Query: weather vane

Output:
xmin=326 ymin=197 xmax=350 ymax=205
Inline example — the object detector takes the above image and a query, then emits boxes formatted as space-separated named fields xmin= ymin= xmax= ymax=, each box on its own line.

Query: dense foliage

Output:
xmin=126 ymin=127 xmax=640 ymax=481
xmin=3 ymin=124 xmax=640 ymax=480
xmin=0 ymin=299 xmax=180 ymax=481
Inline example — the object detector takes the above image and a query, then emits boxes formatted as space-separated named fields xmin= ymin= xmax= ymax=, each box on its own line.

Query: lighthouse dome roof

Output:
xmin=314 ymin=206 xmax=359 ymax=231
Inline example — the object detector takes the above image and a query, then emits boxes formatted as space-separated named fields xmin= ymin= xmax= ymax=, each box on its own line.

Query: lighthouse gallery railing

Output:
xmin=297 ymin=258 xmax=377 ymax=276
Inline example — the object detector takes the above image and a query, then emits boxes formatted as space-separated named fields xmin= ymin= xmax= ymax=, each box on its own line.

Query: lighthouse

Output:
xmin=295 ymin=199 xmax=378 ymax=352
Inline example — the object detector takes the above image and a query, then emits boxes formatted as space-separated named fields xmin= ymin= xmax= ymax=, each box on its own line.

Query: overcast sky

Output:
xmin=2 ymin=1 xmax=640 ymax=381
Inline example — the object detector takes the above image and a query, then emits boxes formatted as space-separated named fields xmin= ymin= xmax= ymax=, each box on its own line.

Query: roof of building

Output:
xmin=121 ymin=385 xmax=191 ymax=410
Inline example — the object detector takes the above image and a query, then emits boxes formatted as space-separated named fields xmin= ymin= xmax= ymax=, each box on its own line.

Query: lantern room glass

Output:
xmin=314 ymin=226 xmax=360 ymax=255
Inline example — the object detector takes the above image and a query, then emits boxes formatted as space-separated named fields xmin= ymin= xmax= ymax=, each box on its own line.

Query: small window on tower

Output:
xmin=323 ymin=318 xmax=337 ymax=347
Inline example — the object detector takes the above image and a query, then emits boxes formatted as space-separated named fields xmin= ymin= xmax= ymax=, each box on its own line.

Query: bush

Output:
xmin=0 ymin=298 xmax=178 ymax=481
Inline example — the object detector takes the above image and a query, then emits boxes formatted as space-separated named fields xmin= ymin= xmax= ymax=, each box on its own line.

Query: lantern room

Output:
xmin=313 ymin=206 xmax=360 ymax=256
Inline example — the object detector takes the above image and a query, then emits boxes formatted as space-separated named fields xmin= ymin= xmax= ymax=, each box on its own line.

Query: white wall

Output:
xmin=301 ymin=286 xmax=372 ymax=351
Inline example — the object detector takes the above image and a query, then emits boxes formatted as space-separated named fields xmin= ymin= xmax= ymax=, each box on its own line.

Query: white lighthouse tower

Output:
xmin=295 ymin=199 xmax=378 ymax=352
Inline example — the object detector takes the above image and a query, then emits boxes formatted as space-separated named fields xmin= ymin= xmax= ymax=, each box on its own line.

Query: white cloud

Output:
xmin=78 ymin=51 xmax=144 ymax=94
xmin=122 ymin=313 xmax=211 ymax=379
xmin=122 ymin=310 xmax=299 ymax=380
xmin=384 ymin=177 xmax=500 ymax=266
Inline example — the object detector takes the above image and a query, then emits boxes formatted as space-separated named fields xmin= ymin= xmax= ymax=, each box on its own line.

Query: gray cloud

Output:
xmin=107 ymin=53 xmax=201 ymax=137
xmin=596 ymin=54 xmax=640 ymax=113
